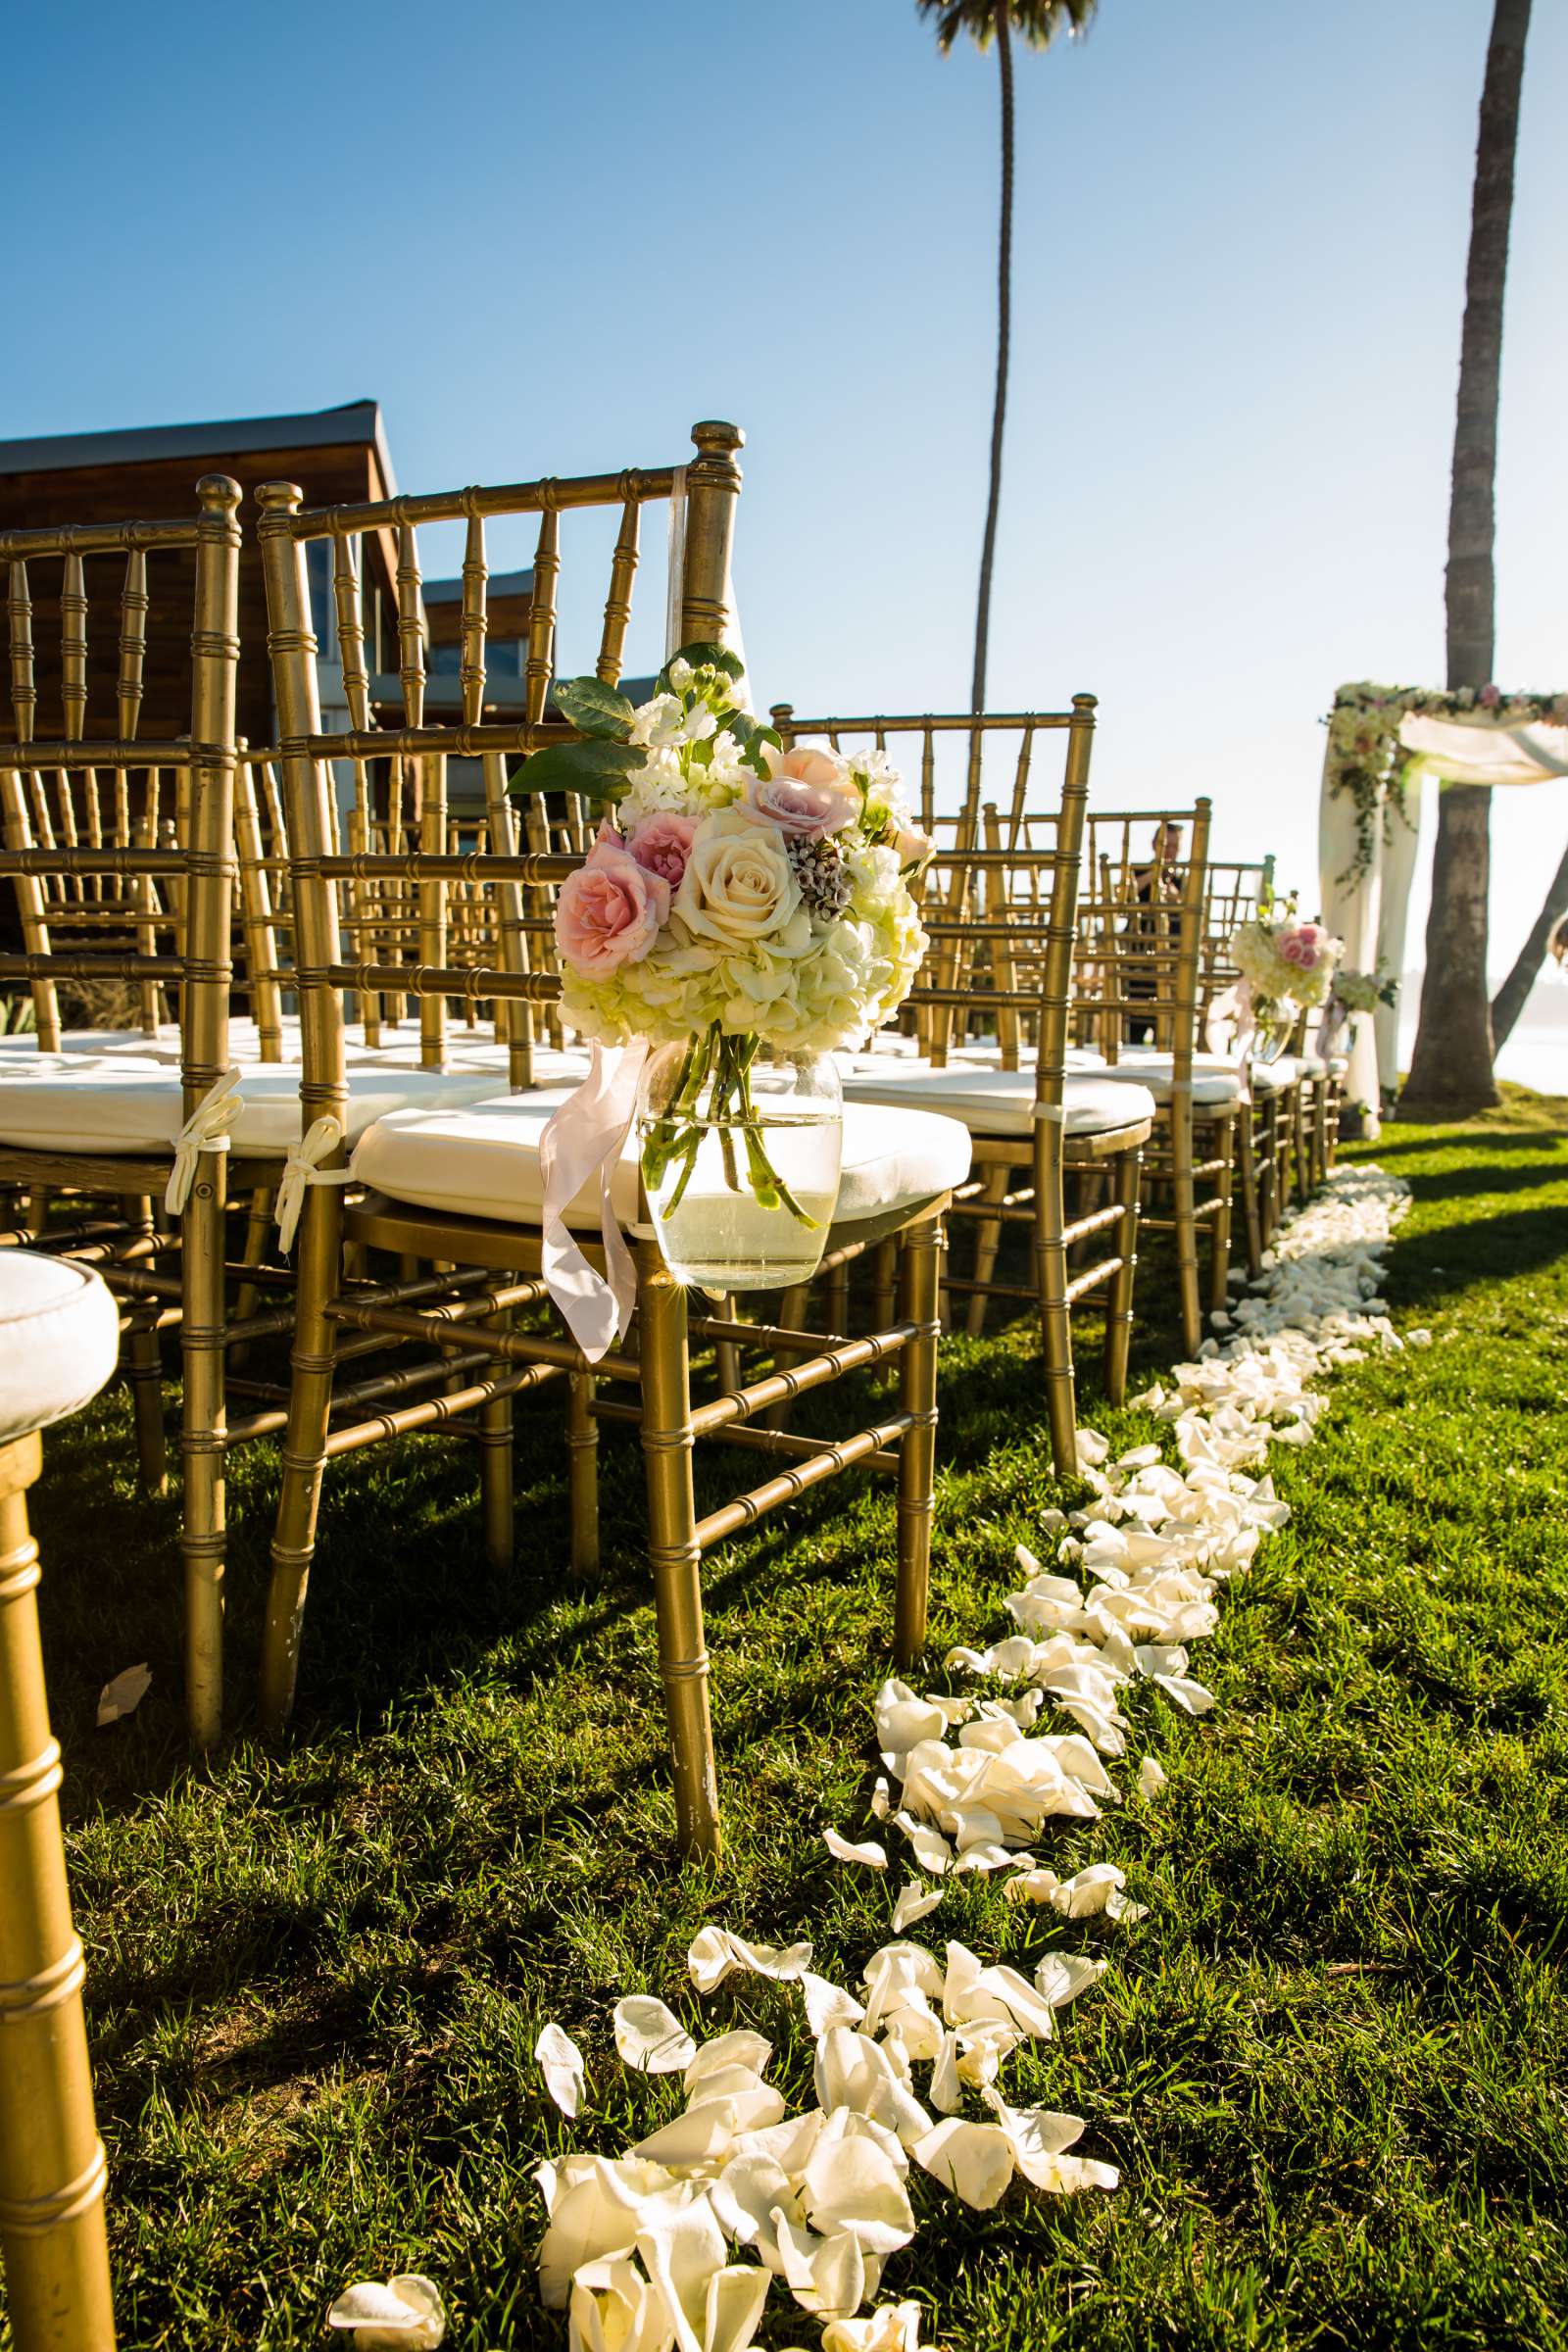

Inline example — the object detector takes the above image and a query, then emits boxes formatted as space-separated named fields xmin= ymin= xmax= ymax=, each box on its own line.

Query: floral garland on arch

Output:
xmin=1323 ymin=681 xmax=1568 ymax=884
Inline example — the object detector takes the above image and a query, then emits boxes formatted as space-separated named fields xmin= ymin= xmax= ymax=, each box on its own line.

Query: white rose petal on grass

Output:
xmin=892 ymin=1813 xmax=952 ymax=1876
xmin=688 ymin=1927 xmax=813 ymax=1993
xmin=634 ymin=2194 xmax=730 ymax=2352
xmin=983 ymin=2089 xmax=1120 ymax=2195
xmin=1152 ymin=1672 xmax=1216 ymax=1716
xmin=801 ymin=2136 xmax=917 ymax=2253
xmin=1137 ymin=1756 xmax=1168 ymax=1798
xmin=825 ymin=1830 xmax=888 ymax=1870
xmin=96 ymin=1663 xmax=151 ymax=1727
xmin=869 ymin=1776 xmax=891 ymax=1821
xmin=613 ymin=1994 xmax=696 ymax=2075
xmin=1407 ymin=1326 xmax=1434 ymax=1347
xmin=327 ymin=2276 xmax=445 ymax=2347
xmin=567 ymin=2254 xmax=669 ymax=2352
xmin=892 ymin=1882 xmax=943 ymax=1934
xmin=685 ymin=2031 xmax=772 ymax=2093
xmin=801 ymin=1972 xmax=867 ymax=2036
xmin=534 ymin=2022 xmax=586 ymax=2118
xmin=911 ymin=2117 xmax=1015 ymax=2210
xmin=821 ymin=2302 xmax=931 ymax=2352
xmin=773 ymin=2213 xmax=867 ymax=2319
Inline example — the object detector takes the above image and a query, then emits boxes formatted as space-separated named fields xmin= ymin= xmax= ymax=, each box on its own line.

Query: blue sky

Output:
xmin=6 ymin=0 xmax=1564 ymax=971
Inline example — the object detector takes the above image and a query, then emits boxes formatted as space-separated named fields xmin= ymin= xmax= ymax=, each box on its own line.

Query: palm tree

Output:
xmin=1399 ymin=0 xmax=1532 ymax=1117
xmin=917 ymin=0 xmax=1096 ymax=713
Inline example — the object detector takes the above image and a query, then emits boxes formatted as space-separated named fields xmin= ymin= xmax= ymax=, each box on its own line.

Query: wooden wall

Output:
xmin=0 ymin=440 xmax=396 ymax=753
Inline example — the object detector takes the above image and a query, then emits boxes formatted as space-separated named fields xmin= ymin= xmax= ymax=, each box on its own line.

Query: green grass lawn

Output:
xmin=11 ymin=1089 xmax=1568 ymax=2351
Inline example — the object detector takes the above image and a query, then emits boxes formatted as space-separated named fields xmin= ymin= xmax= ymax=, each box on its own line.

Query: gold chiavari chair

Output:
xmin=1198 ymin=865 xmax=1305 ymax=1265
xmin=1058 ymin=806 xmax=1237 ymax=1356
xmin=254 ymin=423 xmax=970 ymax=1858
xmin=0 ymin=477 xmax=243 ymax=1745
xmin=785 ymin=702 xmax=1153 ymax=1474
xmin=0 ymin=1253 xmax=121 ymax=2352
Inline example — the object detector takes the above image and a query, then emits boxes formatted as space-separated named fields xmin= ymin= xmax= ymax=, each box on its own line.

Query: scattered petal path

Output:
xmin=340 ymin=1163 xmax=1413 ymax=2349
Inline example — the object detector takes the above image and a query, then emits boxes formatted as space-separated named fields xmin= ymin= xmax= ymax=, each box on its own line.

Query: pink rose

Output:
xmin=893 ymin=819 xmax=934 ymax=870
xmin=625 ymin=811 xmax=697 ymax=892
xmin=744 ymin=746 xmax=860 ymax=839
xmin=556 ymin=835 xmax=669 ymax=974
xmin=1279 ymin=921 xmax=1324 ymax=971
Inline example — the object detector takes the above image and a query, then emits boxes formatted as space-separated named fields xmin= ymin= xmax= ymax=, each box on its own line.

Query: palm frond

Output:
xmin=914 ymin=0 xmax=1098 ymax=55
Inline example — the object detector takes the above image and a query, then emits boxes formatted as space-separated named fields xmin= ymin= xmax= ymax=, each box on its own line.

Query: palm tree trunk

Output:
xmin=1400 ymin=0 xmax=1531 ymax=1117
xmin=970 ymin=0 xmax=1013 ymax=714
xmin=1491 ymin=834 xmax=1568 ymax=1050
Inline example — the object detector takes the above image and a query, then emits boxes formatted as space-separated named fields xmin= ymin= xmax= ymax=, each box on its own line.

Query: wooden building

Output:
xmin=0 ymin=400 xmax=405 ymax=758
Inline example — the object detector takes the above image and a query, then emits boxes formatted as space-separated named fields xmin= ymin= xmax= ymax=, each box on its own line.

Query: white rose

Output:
xmin=674 ymin=808 xmax=802 ymax=946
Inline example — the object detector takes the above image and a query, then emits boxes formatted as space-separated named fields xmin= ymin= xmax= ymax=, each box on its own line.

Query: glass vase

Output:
xmin=1251 ymin=996 xmax=1297 ymax=1064
xmin=636 ymin=1031 xmax=844 ymax=1293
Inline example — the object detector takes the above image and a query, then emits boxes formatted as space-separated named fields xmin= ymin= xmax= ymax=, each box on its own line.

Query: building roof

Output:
xmin=0 ymin=399 xmax=397 ymax=490
xmin=424 ymin=566 xmax=535 ymax=605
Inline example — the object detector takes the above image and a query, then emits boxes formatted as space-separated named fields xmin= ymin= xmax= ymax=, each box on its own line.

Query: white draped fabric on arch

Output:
xmin=1317 ymin=682 xmax=1568 ymax=1131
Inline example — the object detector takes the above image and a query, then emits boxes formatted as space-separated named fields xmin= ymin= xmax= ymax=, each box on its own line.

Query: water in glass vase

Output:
xmin=648 ymin=1112 xmax=844 ymax=1289
xmin=636 ymin=1038 xmax=846 ymax=1292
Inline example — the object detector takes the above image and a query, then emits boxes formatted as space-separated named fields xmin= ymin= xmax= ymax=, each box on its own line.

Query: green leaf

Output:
xmin=554 ymin=675 xmax=636 ymax=741
xmin=507 ymin=739 xmax=643 ymax=799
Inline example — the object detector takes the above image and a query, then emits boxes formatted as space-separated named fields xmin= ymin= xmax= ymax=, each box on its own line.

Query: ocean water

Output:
xmin=1397 ymin=997 xmax=1568 ymax=1099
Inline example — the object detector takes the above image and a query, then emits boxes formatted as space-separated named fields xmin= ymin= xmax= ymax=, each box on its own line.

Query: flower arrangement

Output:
xmin=1331 ymin=966 xmax=1398 ymax=1017
xmin=1227 ymin=908 xmax=1344 ymax=1011
xmin=512 ymin=644 xmax=932 ymax=1230
xmin=1324 ymin=681 xmax=1568 ymax=883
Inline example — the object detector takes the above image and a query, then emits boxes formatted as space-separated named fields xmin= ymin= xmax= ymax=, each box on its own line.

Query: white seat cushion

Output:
xmin=0 ymin=1027 xmax=172 ymax=1061
xmin=1086 ymin=1052 xmax=1246 ymax=1108
xmin=351 ymin=1092 xmax=972 ymax=1231
xmin=0 ymin=1059 xmax=507 ymax=1156
xmin=0 ymin=1252 xmax=120 ymax=1443
xmin=0 ymin=1018 xmax=590 ymax=1083
xmin=837 ymin=1059 xmax=1156 ymax=1140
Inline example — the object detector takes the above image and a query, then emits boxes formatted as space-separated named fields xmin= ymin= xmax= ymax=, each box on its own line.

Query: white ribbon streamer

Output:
xmin=274 ymin=1115 xmax=353 ymax=1254
xmin=538 ymin=1039 xmax=648 ymax=1361
xmin=165 ymin=1065 xmax=243 ymax=1217
xmin=1204 ymin=978 xmax=1255 ymax=1102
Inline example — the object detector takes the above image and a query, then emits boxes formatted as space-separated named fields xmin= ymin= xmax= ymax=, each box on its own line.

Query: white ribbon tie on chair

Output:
xmin=538 ymin=1038 xmax=648 ymax=1360
xmin=274 ymin=1115 xmax=353 ymax=1254
xmin=165 ymin=1065 xmax=243 ymax=1217
xmin=1205 ymin=978 xmax=1256 ymax=1100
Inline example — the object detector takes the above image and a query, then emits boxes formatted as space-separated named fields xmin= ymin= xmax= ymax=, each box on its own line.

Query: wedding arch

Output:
xmin=1317 ymin=681 xmax=1568 ymax=1123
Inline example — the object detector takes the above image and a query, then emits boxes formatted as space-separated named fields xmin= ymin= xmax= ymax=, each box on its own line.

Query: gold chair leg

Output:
xmin=0 ymin=1435 xmax=118 ymax=2352
xmin=710 ymin=1296 xmax=743 ymax=1397
xmin=1238 ymin=1106 xmax=1264 ymax=1279
xmin=964 ymin=1163 xmax=1010 ymax=1339
xmin=1035 ymin=1129 xmax=1077 ymax=1479
xmin=117 ymin=1198 xmax=167 ymax=1494
xmin=1169 ymin=1102 xmax=1200 ymax=1360
xmin=763 ymin=1282 xmax=809 ymax=1434
xmin=1207 ymin=1110 xmax=1236 ymax=1315
xmin=635 ymin=1235 xmax=719 ymax=1860
xmin=823 ymin=1258 xmax=850 ymax=1341
xmin=228 ymin=1185 xmax=275 ymax=1364
xmin=476 ymin=1311 xmax=514 ymax=1573
xmin=180 ymin=1170 xmax=227 ymax=1750
xmin=258 ymin=1182 xmax=343 ymax=1737
xmin=566 ymin=1368 xmax=600 ymax=1577
xmin=895 ymin=1212 xmax=941 ymax=1663
xmin=870 ymin=1238 xmax=897 ymax=1335
xmin=1102 ymin=1146 xmax=1140 ymax=1405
